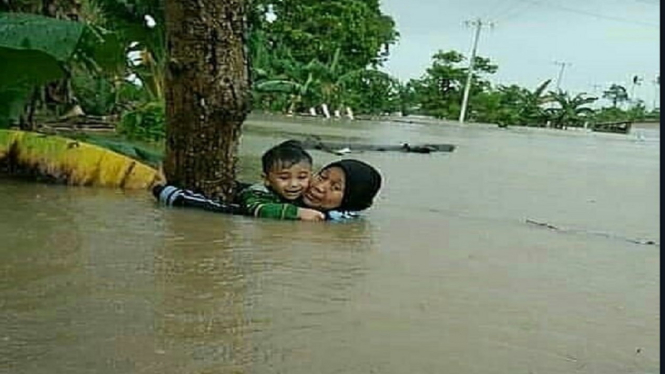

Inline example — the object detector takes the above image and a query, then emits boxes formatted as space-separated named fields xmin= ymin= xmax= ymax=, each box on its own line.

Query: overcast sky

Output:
xmin=379 ymin=0 xmax=660 ymax=108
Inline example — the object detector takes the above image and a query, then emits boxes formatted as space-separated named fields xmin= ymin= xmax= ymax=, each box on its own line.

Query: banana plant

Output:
xmin=95 ymin=0 xmax=166 ymax=101
xmin=515 ymin=79 xmax=553 ymax=126
xmin=253 ymin=46 xmax=327 ymax=113
xmin=544 ymin=90 xmax=597 ymax=129
xmin=306 ymin=47 xmax=348 ymax=111
xmin=0 ymin=12 xmax=108 ymax=128
xmin=255 ymin=69 xmax=318 ymax=114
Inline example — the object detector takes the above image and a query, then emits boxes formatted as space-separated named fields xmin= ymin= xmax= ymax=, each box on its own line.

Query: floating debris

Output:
xmin=526 ymin=219 xmax=659 ymax=246
xmin=301 ymin=135 xmax=456 ymax=155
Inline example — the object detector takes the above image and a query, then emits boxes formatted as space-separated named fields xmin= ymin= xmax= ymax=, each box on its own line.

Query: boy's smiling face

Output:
xmin=263 ymin=160 xmax=312 ymax=201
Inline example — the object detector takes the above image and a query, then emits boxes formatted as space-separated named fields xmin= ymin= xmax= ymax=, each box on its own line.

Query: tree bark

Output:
xmin=164 ymin=0 xmax=251 ymax=201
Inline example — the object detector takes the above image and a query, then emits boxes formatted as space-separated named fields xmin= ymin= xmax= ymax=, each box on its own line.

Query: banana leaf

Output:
xmin=0 ymin=13 xmax=120 ymax=127
xmin=0 ymin=12 xmax=85 ymax=61
xmin=0 ymin=130 xmax=160 ymax=189
xmin=73 ymin=135 xmax=164 ymax=167
xmin=255 ymin=80 xmax=300 ymax=94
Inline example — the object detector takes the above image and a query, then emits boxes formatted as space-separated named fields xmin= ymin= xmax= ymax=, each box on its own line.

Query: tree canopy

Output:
xmin=0 ymin=0 xmax=657 ymax=133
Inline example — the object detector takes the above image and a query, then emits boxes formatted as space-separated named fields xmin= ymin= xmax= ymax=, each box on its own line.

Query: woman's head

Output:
xmin=302 ymin=159 xmax=382 ymax=211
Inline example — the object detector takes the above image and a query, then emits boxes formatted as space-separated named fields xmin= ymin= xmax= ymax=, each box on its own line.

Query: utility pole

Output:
xmin=630 ymin=75 xmax=643 ymax=104
xmin=590 ymin=84 xmax=602 ymax=109
xmin=652 ymin=75 xmax=659 ymax=110
xmin=553 ymin=61 xmax=571 ymax=91
xmin=459 ymin=18 xmax=492 ymax=124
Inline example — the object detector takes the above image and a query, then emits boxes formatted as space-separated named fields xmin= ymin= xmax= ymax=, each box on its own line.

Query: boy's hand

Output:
xmin=298 ymin=208 xmax=325 ymax=221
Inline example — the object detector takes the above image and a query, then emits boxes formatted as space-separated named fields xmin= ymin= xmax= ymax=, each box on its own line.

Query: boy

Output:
xmin=238 ymin=140 xmax=325 ymax=221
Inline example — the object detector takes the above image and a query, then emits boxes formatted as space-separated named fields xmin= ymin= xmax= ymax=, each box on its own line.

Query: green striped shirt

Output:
xmin=238 ymin=184 xmax=300 ymax=220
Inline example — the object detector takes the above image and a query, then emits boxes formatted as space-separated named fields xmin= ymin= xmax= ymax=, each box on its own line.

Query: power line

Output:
xmin=484 ymin=0 xmax=522 ymax=20
xmin=635 ymin=0 xmax=659 ymax=5
xmin=516 ymin=0 xmax=659 ymax=28
xmin=478 ymin=0 xmax=511 ymax=19
xmin=492 ymin=1 xmax=533 ymax=23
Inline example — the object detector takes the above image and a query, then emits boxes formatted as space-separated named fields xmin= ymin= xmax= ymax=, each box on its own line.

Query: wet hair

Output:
xmin=261 ymin=140 xmax=313 ymax=174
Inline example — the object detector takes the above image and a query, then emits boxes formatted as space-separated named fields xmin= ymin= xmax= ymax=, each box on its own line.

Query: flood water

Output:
xmin=0 ymin=116 xmax=659 ymax=374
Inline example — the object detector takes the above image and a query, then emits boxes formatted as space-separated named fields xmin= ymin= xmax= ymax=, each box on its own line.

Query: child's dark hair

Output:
xmin=262 ymin=140 xmax=313 ymax=174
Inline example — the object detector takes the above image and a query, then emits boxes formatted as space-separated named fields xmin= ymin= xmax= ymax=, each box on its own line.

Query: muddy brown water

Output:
xmin=0 ymin=116 xmax=659 ymax=374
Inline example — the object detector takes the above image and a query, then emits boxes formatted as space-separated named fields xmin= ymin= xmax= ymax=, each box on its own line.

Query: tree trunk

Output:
xmin=164 ymin=0 xmax=251 ymax=202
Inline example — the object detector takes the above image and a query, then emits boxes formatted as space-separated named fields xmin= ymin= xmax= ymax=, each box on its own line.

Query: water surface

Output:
xmin=0 ymin=117 xmax=659 ymax=374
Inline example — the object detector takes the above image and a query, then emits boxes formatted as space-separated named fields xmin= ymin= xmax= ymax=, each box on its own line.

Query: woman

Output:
xmin=302 ymin=159 xmax=382 ymax=215
xmin=153 ymin=158 xmax=382 ymax=221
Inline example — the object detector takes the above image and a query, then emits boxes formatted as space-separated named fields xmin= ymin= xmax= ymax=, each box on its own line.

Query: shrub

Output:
xmin=117 ymin=101 xmax=164 ymax=141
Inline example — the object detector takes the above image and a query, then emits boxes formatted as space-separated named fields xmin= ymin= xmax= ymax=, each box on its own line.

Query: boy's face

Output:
xmin=263 ymin=161 xmax=312 ymax=201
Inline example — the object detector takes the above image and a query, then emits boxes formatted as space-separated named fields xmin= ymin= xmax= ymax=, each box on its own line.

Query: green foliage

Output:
xmin=470 ymin=89 xmax=518 ymax=125
xmin=396 ymin=81 xmax=418 ymax=116
xmin=592 ymin=106 xmax=629 ymax=123
xmin=117 ymin=101 xmax=165 ymax=141
xmin=93 ymin=0 xmax=166 ymax=100
xmin=65 ymin=132 xmax=164 ymax=167
xmin=75 ymin=23 xmax=127 ymax=76
xmin=258 ymin=0 xmax=398 ymax=73
xmin=516 ymin=79 xmax=553 ymax=126
xmin=646 ymin=107 xmax=660 ymax=121
xmin=341 ymin=69 xmax=401 ymax=114
xmin=625 ymin=100 xmax=648 ymax=121
xmin=591 ymin=100 xmax=656 ymax=123
xmin=6 ymin=3 xmax=647 ymax=129
xmin=255 ymin=73 xmax=318 ymax=113
xmin=602 ymin=84 xmax=629 ymax=108
xmin=0 ymin=12 xmax=88 ymax=127
xmin=544 ymin=90 xmax=597 ymax=128
xmin=71 ymin=72 xmax=117 ymax=115
xmin=0 ymin=47 xmax=63 ymax=126
xmin=464 ymin=79 xmax=554 ymax=127
xmin=247 ymin=0 xmax=402 ymax=114
xmin=408 ymin=50 xmax=498 ymax=119
xmin=0 ymin=12 xmax=85 ymax=60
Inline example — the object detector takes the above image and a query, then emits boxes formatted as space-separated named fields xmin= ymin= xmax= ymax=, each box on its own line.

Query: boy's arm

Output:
xmin=238 ymin=186 xmax=300 ymax=220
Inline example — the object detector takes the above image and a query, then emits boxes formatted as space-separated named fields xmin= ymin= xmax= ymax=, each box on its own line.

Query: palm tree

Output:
xmin=545 ymin=90 xmax=597 ymax=129
xmin=602 ymin=84 xmax=629 ymax=108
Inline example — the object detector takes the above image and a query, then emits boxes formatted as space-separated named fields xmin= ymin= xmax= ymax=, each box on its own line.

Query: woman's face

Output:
xmin=302 ymin=166 xmax=346 ymax=210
